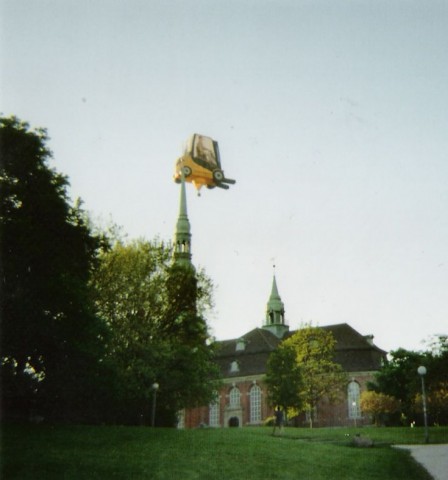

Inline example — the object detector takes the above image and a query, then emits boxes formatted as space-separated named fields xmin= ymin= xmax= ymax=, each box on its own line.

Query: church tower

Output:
xmin=172 ymin=174 xmax=194 ymax=270
xmin=262 ymin=270 xmax=289 ymax=338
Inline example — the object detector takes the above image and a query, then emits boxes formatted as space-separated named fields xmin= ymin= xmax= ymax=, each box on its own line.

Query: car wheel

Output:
xmin=213 ymin=170 xmax=224 ymax=181
xmin=182 ymin=166 xmax=192 ymax=177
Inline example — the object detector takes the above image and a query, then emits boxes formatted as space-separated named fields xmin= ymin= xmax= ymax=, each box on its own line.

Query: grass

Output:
xmin=2 ymin=425 xmax=447 ymax=479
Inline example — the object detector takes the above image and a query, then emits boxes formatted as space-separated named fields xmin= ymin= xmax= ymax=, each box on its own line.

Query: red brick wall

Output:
xmin=183 ymin=372 xmax=376 ymax=428
xmin=184 ymin=379 xmax=273 ymax=428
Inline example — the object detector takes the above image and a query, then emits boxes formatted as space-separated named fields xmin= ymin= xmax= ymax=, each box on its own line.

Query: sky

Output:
xmin=2 ymin=0 xmax=447 ymax=353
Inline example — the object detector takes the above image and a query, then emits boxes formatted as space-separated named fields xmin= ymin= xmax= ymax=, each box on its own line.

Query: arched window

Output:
xmin=250 ymin=384 xmax=262 ymax=423
xmin=348 ymin=381 xmax=361 ymax=419
xmin=177 ymin=410 xmax=185 ymax=429
xmin=209 ymin=399 xmax=220 ymax=427
xmin=229 ymin=387 xmax=241 ymax=407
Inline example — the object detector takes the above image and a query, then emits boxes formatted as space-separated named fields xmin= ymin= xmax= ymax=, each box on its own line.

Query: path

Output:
xmin=394 ymin=444 xmax=448 ymax=480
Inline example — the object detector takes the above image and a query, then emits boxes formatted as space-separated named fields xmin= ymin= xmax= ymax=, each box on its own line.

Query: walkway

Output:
xmin=394 ymin=444 xmax=448 ymax=480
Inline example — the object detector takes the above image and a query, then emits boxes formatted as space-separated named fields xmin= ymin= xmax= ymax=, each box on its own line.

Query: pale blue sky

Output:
xmin=2 ymin=0 xmax=447 ymax=352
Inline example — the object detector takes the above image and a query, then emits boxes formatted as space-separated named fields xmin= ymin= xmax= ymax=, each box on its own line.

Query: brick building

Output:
xmin=181 ymin=275 xmax=387 ymax=428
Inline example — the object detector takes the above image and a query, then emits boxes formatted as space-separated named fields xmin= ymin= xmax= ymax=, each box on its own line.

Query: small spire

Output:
xmin=268 ymin=274 xmax=284 ymax=315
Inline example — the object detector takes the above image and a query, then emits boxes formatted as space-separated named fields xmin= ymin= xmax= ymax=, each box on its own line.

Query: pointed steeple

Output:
xmin=173 ymin=173 xmax=194 ymax=269
xmin=262 ymin=267 xmax=289 ymax=338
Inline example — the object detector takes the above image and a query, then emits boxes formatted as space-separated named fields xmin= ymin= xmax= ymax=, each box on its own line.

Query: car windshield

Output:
xmin=191 ymin=135 xmax=219 ymax=170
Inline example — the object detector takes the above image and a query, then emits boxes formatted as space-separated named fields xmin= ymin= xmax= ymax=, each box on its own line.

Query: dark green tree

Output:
xmin=425 ymin=335 xmax=448 ymax=424
xmin=159 ymin=263 xmax=220 ymax=425
xmin=265 ymin=344 xmax=303 ymax=417
xmin=370 ymin=337 xmax=448 ymax=425
xmin=1 ymin=116 xmax=108 ymax=422
xmin=368 ymin=348 xmax=425 ymax=423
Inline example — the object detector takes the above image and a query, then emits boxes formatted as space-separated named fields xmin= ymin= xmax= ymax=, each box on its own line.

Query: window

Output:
xmin=177 ymin=410 xmax=185 ymax=429
xmin=250 ymin=384 xmax=262 ymax=423
xmin=230 ymin=361 xmax=239 ymax=373
xmin=229 ymin=387 xmax=241 ymax=407
xmin=348 ymin=381 xmax=361 ymax=419
xmin=209 ymin=399 xmax=220 ymax=427
xmin=236 ymin=339 xmax=245 ymax=352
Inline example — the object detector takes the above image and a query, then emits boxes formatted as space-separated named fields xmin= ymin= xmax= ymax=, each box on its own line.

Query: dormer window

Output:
xmin=230 ymin=361 xmax=239 ymax=373
xmin=236 ymin=338 xmax=246 ymax=352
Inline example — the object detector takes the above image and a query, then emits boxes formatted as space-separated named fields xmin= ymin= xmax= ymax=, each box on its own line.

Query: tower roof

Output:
xmin=263 ymin=270 xmax=288 ymax=338
xmin=267 ymin=274 xmax=284 ymax=313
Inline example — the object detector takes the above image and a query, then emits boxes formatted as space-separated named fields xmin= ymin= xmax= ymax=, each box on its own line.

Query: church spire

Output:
xmin=172 ymin=172 xmax=194 ymax=269
xmin=262 ymin=267 xmax=289 ymax=338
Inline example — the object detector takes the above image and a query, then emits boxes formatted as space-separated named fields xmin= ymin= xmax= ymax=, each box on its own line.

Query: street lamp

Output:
xmin=417 ymin=366 xmax=429 ymax=443
xmin=151 ymin=382 xmax=159 ymax=428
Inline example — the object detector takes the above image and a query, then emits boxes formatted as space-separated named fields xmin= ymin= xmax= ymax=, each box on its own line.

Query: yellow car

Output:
xmin=174 ymin=134 xmax=236 ymax=192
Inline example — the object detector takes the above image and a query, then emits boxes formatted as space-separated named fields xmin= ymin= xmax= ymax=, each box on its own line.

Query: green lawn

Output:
xmin=2 ymin=425 xmax=446 ymax=479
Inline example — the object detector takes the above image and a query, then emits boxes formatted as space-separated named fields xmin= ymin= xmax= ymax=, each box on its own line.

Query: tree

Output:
xmin=281 ymin=325 xmax=347 ymax=428
xmin=265 ymin=344 xmax=303 ymax=416
xmin=426 ymin=335 xmax=448 ymax=425
xmin=158 ymin=262 xmax=220 ymax=423
xmin=90 ymin=238 xmax=221 ymax=425
xmin=368 ymin=348 xmax=425 ymax=421
xmin=1 ymin=116 xmax=107 ymax=422
xmin=360 ymin=391 xmax=401 ymax=426
xmin=368 ymin=339 xmax=448 ymax=426
xmin=424 ymin=335 xmax=448 ymax=425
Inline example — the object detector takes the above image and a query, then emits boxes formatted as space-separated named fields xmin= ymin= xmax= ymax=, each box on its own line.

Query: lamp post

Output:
xmin=417 ymin=366 xmax=429 ymax=443
xmin=151 ymin=382 xmax=159 ymax=428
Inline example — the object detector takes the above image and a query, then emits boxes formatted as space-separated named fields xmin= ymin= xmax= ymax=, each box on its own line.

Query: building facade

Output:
xmin=182 ymin=275 xmax=387 ymax=428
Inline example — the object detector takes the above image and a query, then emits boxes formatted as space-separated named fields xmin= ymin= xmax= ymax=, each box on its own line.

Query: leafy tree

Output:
xmin=275 ymin=325 xmax=347 ymax=428
xmin=0 ymin=116 xmax=107 ymax=422
xmin=90 ymin=239 xmax=221 ymax=425
xmin=368 ymin=348 xmax=425 ymax=420
xmin=360 ymin=391 xmax=401 ymax=426
xmin=424 ymin=335 xmax=448 ymax=424
xmin=369 ymin=336 xmax=448 ymax=425
xmin=89 ymin=238 xmax=169 ymax=423
xmin=265 ymin=344 xmax=303 ymax=416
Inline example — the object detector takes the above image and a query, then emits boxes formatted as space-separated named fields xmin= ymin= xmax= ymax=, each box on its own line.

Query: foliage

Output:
xmin=269 ymin=325 xmax=347 ymax=428
xmin=369 ymin=336 xmax=448 ymax=425
xmin=368 ymin=348 xmax=425 ymax=422
xmin=90 ymin=239 xmax=221 ymax=425
xmin=3 ymin=425 xmax=441 ymax=480
xmin=360 ymin=391 xmax=401 ymax=426
xmin=265 ymin=344 xmax=303 ymax=415
xmin=0 ymin=116 xmax=108 ymax=422
xmin=423 ymin=335 xmax=448 ymax=425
